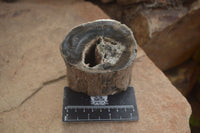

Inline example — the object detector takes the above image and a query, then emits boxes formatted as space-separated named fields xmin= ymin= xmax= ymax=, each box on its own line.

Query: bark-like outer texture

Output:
xmin=60 ymin=19 xmax=137 ymax=96
xmin=67 ymin=64 xmax=133 ymax=96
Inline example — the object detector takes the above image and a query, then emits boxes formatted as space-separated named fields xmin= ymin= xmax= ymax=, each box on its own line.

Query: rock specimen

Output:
xmin=60 ymin=19 xmax=137 ymax=96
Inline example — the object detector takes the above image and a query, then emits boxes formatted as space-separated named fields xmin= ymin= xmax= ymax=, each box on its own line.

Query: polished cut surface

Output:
xmin=61 ymin=19 xmax=137 ymax=73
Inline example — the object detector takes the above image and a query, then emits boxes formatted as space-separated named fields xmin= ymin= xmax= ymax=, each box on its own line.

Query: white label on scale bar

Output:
xmin=90 ymin=96 xmax=108 ymax=105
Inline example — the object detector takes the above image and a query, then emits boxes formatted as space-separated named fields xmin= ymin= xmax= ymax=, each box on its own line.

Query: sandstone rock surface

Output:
xmin=0 ymin=0 xmax=109 ymax=113
xmin=0 ymin=0 xmax=191 ymax=133
xmin=142 ymin=8 xmax=200 ymax=70
xmin=124 ymin=8 xmax=187 ymax=46
xmin=120 ymin=1 xmax=200 ymax=71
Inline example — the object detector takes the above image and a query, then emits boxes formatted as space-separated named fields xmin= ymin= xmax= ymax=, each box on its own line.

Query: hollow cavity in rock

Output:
xmin=84 ymin=37 xmax=125 ymax=68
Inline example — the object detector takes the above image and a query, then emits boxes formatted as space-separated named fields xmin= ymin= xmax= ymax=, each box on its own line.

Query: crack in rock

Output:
xmin=0 ymin=75 xmax=66 ymax=114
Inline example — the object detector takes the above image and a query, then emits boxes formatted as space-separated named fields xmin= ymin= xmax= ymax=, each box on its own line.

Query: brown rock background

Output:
xmin=142 ymin=8 xmax=200 ymax=70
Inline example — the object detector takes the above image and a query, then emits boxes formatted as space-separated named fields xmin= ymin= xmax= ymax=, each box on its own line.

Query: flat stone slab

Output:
xmin=0 ymin=0 xmax=109 ymax=113
xmin=0 ymin=0 xmax=191 ymax=133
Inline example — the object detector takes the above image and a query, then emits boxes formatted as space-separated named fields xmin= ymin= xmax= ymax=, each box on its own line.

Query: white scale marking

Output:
xmin=64 ymin=105 xmax=135 ymax=121
xmin=109 ymin=113 xmax=111 ymax=119
xmin=64 ymin=114 xmax=68 ymax=121
xmin=130 ymin=113 xmax=133 ymax=119
xmin=65 ymin=105 xmax=133 ymax=109
xmin=64 ymin=116 xmax=67 ymax=121
xmin=65 ymin=118 xmax=133 ymax=121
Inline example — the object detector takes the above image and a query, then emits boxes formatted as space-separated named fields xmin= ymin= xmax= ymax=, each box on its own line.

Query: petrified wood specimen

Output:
xmin=60 ymin=19 xmax=137 ymax=96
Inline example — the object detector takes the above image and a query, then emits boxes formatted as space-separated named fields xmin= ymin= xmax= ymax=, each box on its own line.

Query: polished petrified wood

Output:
xmin=60 ymin=19 xmax=137 ymax=96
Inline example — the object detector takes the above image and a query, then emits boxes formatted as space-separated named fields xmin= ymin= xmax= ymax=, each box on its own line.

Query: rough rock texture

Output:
xmin=120 ymin=2 xmax=196 ymax=71
xmin=0 ymin=0 xmax=191 ymax=133
xmin=117 ymin=0 xmax=184 ymax=6
xmin=142 ymin=8 xmax=200 ymax=70
xmin=117 ymin=0 xmax=154 ymax=5
xmin=67 ymin=63 xmax=133 ymax=95
xmin=124 ymin=8 xmax=188 ymax=46
xmin=165 ymin=60 xmax=200 ymax=96
xmin=97 ymin=3 xmax=123 ymax=21
xmin=116 ymin=0 xmax=200 ymax=71
xmin=101 ymin=0 xmax=114 ymax=3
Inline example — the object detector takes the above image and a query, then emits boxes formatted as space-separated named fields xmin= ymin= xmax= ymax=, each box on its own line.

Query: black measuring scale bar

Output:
xmin=62 ymin=87 xmax=139 ymax=122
